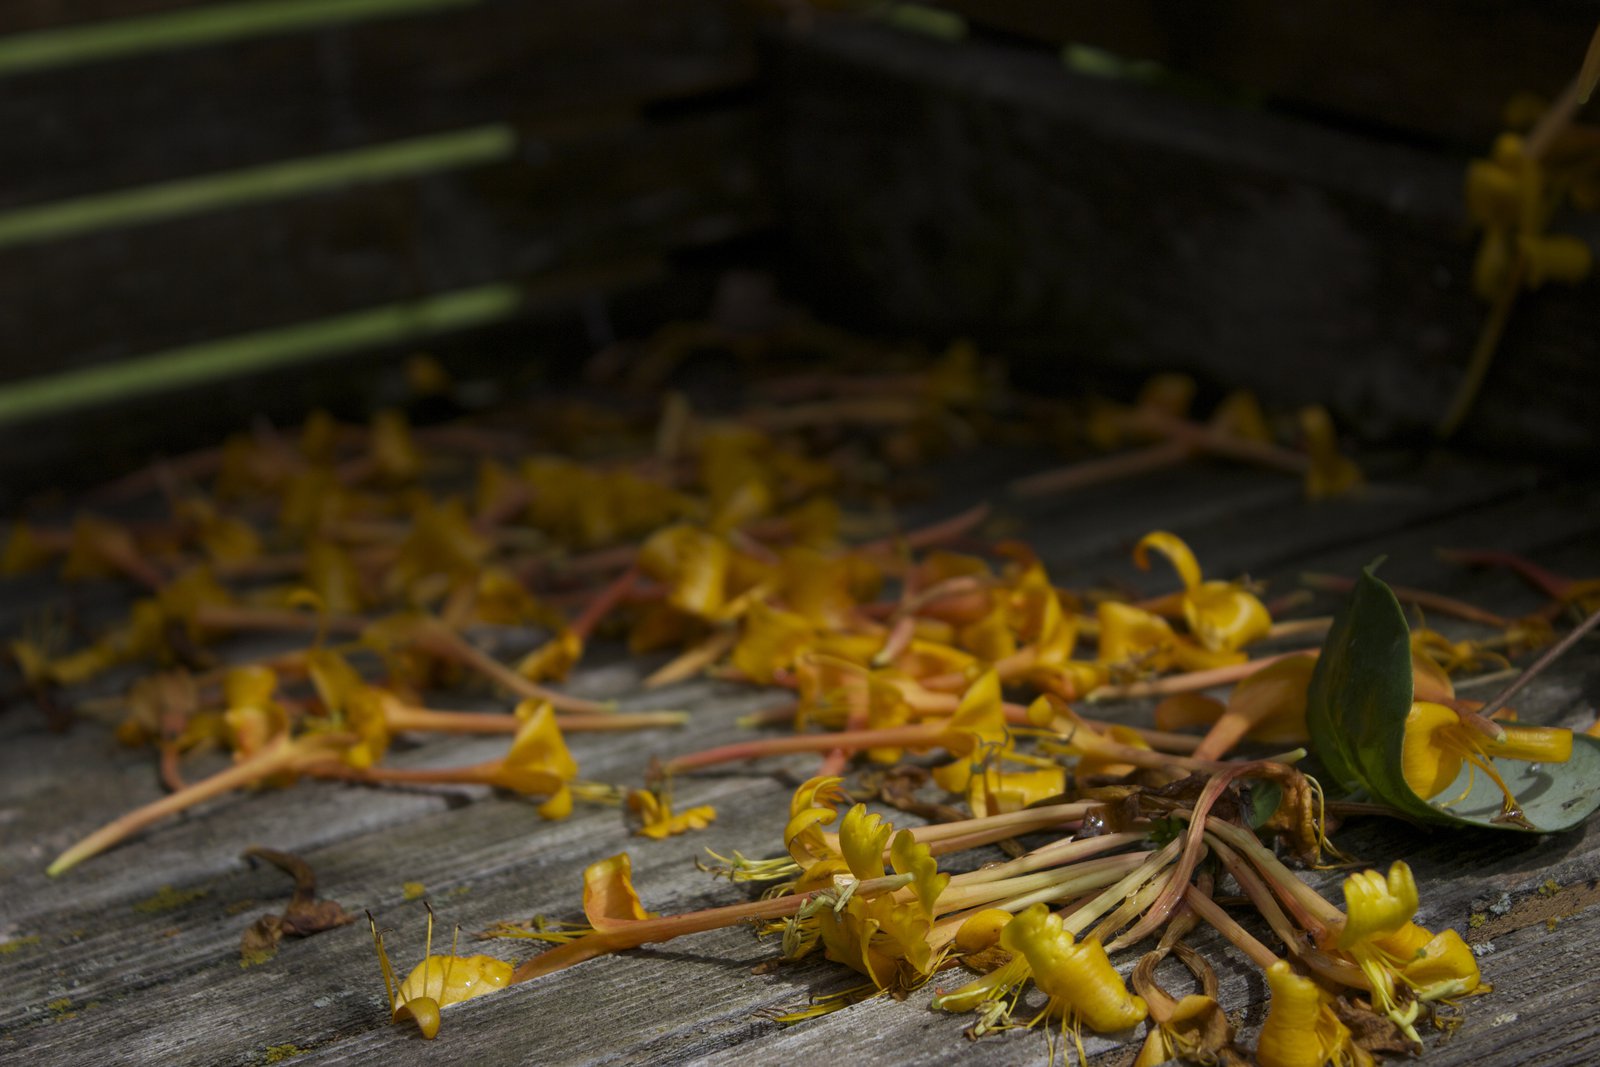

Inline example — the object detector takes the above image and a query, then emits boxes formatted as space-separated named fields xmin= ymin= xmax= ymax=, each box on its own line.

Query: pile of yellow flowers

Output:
xmin=7 ymin=336 xmax=1586 ymax=1065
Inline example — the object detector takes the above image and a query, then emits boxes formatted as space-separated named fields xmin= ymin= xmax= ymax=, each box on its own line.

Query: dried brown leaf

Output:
xmin=238 ymin=846 xmax=354 ymax=964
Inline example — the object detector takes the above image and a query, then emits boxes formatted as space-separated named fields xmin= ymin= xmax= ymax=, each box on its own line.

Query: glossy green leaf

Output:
xmin=1306 ymin=565 xmax=1600 ymax=832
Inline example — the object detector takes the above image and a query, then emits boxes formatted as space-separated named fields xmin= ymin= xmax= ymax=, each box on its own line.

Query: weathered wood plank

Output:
xmin=0 ymin=108 xmax=765 ymax=378
xmin=0 ymin=0 xmax=755 ymax=210
xmin=3 ymin=446 xmax=1597 ymax=1066
xmin=768 ymin=22 xmax=1600 ymax=457
xmin=934 ymin=0 xmax=1600 ymax=148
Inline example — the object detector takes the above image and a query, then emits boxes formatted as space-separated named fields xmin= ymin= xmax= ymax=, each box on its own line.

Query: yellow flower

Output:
xmin=731 ymin=600 xmax=815 ymax=684
xmin=958 ymin=605 xmax=1018 ymax=662
xmin=1337 ymin=862 xmax=1418 ymax=950
xmin=890 ymin=828 xmax=949 ymax=915
xmin=304 ymin=541 xmax=368 ymax=615
xmin=960 ymin=759 xmax=1067 ymax=818
xmin=839 ymin=804 xmax=892 ymax=881
xmin=1255 ymin=960 xmax=1366 ymax=1067
xmin=997 ymin=904 xmax=1147 ymax=1032
xmin=1520 ymin=233 xmax=1593 ymax=288
xmin=369 ymin=907 xmax=510 ymax=1040
xmin=176 ymin=497 xmax=261 ymax=564
xmin=816 ymin=891 xmax=935 ymax=990
xmin=1300 ymin=406 xmax=1363 ymax=500
xmin=386 ymin=498 xmax=490 ymax=601
xmin=496 ymin=702 xmax=580 ymax=819
xmin=942 ymin=669 xmax=1008 ymax=756
xmin=638 ymin=524 xmax=732 ymax=620
xmin=1134 ymin=531 xmax=1271 ymax=653
xmin=1096 ymin=601 xmax=1242 ymax=676
xmin=952 ymin=908 xmax=1013 ymax=954
xmin=471 ymin=567 xmax=560 ymax=628
xmin=627 ymin=789 xmax=717 ymax=839
xmin=1334 ymin=861 xmax=1481 ymax=1038
xmin=516 ymin=628 xmax=584 ymax=684
xmin=776 ymin=545 xmax=877 ymax=628
xmin=784 ymin=776 xmax=849 ymax=889
xmin=809 ymin=817 xmax=945 ymax=991
xmin=1384 ymin=926 xmax=1480 ymax=1002
xmin=223 ymin=666 xmax=290 ymax=759
xmin=339 ymin=686 xmax=394 ymax=770
xmin=1401 ymin=700 xmax=1571 ymax=809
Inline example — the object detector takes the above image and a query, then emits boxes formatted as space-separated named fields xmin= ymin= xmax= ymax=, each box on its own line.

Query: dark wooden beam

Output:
xmin=768 ymin=22 xmax=1600 ymax=456
xmin=934 ymin=0 xmax=1600 ymax=148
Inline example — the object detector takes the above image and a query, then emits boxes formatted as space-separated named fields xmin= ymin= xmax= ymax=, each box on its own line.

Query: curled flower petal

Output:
xmin=1134 ymin=532 xmax=1203 ymax=592
xmin=1339 ymin=861 xmax=1419 ymax=950
xmin=839 ymin=804 xmax=892 ymax=881
xmin=582 ymin=853 xmax=658 ymax=930
xmin=628 ymin=790 xmax=716 ymax=840
xmin=1394 ymin=928 xmax=1480 ymax=1001
xmin=785 ymin=776 xmax=848 ymax=866
xmin=889 ymin=829 xmax=948 ymax=916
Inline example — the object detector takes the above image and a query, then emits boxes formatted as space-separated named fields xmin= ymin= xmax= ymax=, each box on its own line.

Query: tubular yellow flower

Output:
xmin=998 ymin=905 xmax=1147 ymax=1032
xmin=386 ymin=498 xmax=491 ymax=599
xmin=943 ymin=669 xmax=1009 ymax=755
xmin=816 ymin=892 xmax=934 ymax=989
xmin=1255 ymin=960 xmax=1363 ymax=1067
xmin=369 ymin=908 xmax=511 ymax=1040
xmin=1097 ymin=601 xmax=1244 ymax=676
xmin=1401 ymin=700 xmax=1572 ymax=806
xmin=516 ymin=628 xmax=584 ymax=684
xmin=958 ymin=605 xmax=1018 ymax=662
xmin=1333 ymin=860 xmax=1480 ymax=1036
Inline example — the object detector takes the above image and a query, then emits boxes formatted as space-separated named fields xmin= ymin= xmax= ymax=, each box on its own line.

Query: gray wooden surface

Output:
xmin=3 ymin=448 xmax=1599 ymax=1066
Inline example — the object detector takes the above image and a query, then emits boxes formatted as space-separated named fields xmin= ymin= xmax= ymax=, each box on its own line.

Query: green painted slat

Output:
xmin=0 ymin=0 xmax=478 ymax=76
xmin=0 ymin=124 xmax=516 ymax=248
xmin=0 ymin=283 xmax=523 ymax=426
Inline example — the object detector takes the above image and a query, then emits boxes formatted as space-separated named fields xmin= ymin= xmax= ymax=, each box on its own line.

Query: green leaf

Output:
xmin=1246 ymin=779 xmax=1284 ymax=829
xmin=1305 ymin=565 xmax=1600 ymax=833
